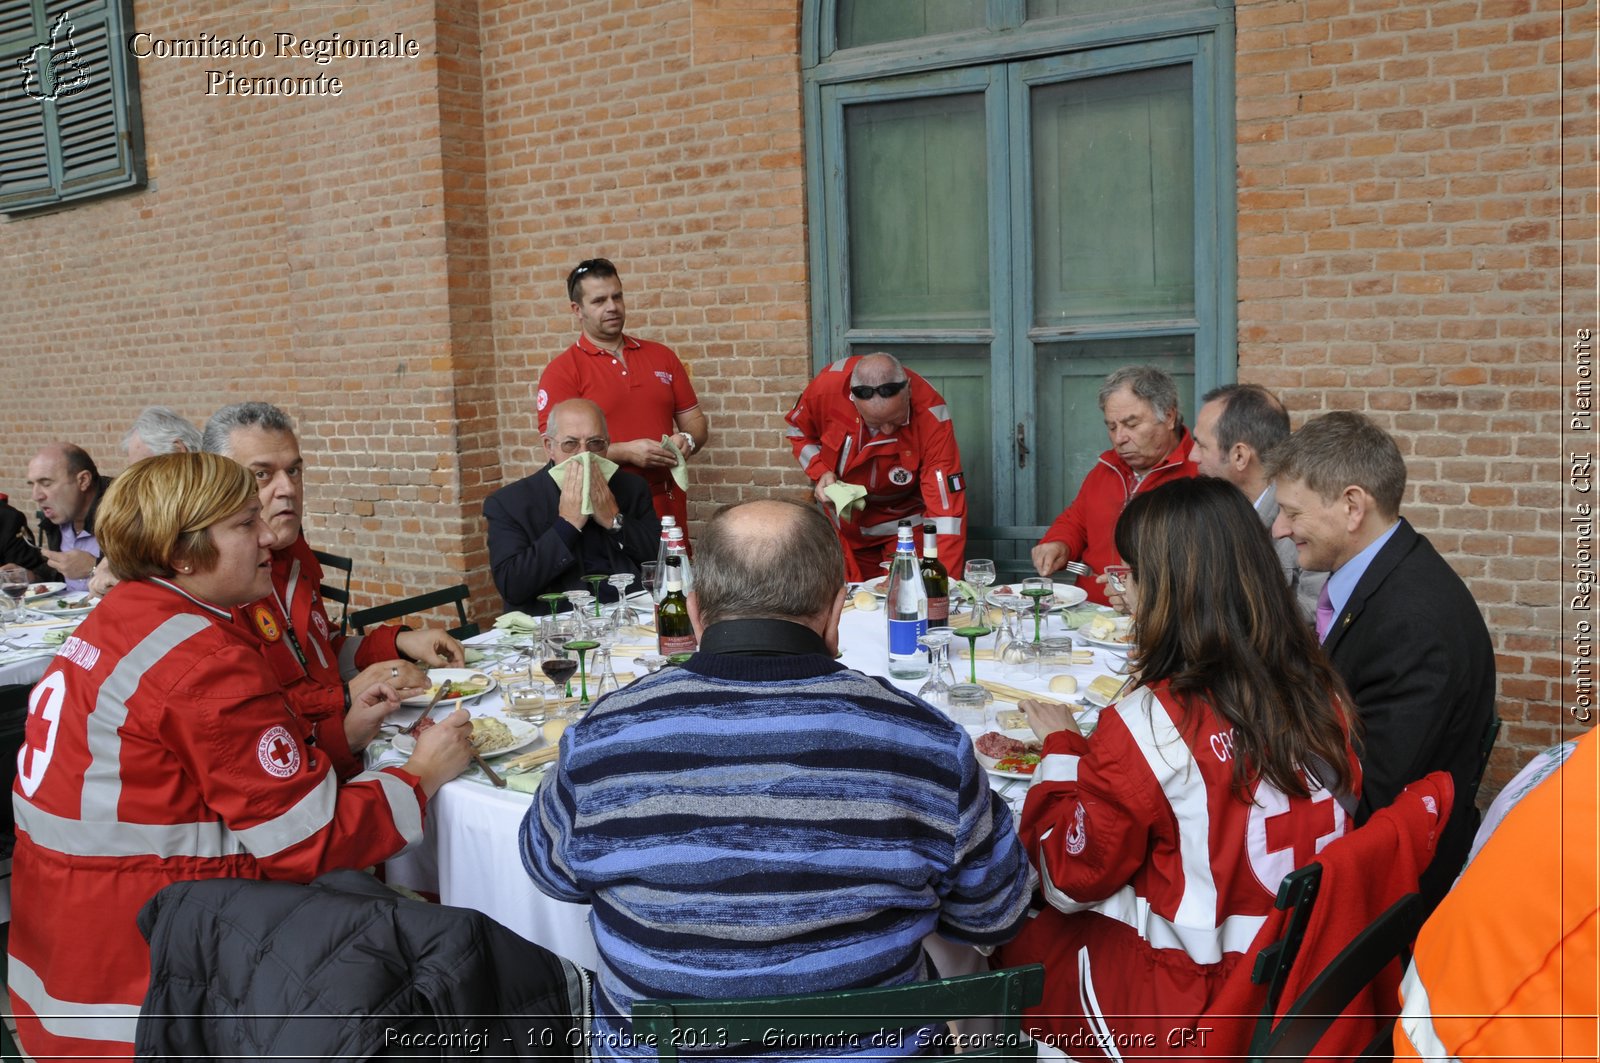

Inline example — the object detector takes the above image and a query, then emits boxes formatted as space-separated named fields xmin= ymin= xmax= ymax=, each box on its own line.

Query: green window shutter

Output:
xmin=0 ymin=0 xmax=145 ymax=215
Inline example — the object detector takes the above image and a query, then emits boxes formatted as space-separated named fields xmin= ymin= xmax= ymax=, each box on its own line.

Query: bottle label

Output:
xmin=658 ymin=632 xmax=697 ymax=655
xmin=888 ymin=617 xmax=927 ymax=655
xmin=927 ymin=595 xmax=949 ymax=625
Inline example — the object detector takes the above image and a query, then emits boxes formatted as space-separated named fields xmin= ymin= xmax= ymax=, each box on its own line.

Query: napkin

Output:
xmin=505 ymin=767 xmax=546 ymax=794
xmin=660 ymin=436 xmax=690 ymax=491
xmin=463 ymin=647 xmax=486 ymax=665
xmin=547 ymin=451 xmax=620 ymax=514
xmin=822 ymin=481 xmax=867 ymax=520
xmin=494 ymin=611 xmax=539 ymax=635
xmin=42 ymin=628 xmax=73 ymax=645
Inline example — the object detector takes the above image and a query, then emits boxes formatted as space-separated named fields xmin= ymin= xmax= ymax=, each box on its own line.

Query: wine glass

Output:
xmin=566 ymin=639 xmax=599 ymax=707
xmin=540 ymin=653 xmax=578 ymax=702
xmin=641 ymin=562 xmax=660 ymax=602
xmin=563 ymin=590 xmax=595 ymax=637
xmin=916 ymin=629 xmax=956 ymax=708
xmin=990 ymin=591 xmax=1029 ymax=665
xmin=951 ymin=622 xmax=992 ymax=687
xmin=1022 ymin=577 xmax=1053 ymax=644
xmin=582 ymin=575 xmax=609 ymax=616
xmin=607 ymin=572 xmax=638 ymax=629
xmin=1 ymin=581 xmax=29 ymax=638
xmin=964 ymin=559 xmax=996 ymax=620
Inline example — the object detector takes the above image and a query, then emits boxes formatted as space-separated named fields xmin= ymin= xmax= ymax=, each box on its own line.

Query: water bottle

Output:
xmin=886 ymin=525 xmax=929 ymax=679
xmin=657 ymin=527 xmax=692 ymax=601
xmin=654 ymin=516 xmax=677 ymax=580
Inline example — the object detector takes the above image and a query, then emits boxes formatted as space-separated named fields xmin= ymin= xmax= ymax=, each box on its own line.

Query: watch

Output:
xmin=608 ymin=513 xmax=624 ymax=533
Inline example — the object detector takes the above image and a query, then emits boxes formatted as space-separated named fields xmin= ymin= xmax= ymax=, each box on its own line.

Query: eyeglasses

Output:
xmin=552 ymin=437 xmax=609 ymax=455
xmin=849 ymin=381 xmax=909 ymax=401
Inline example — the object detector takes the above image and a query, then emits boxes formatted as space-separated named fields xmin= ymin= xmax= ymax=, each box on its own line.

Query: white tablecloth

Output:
xmin=384 ymin=596 xmax=1127 ymax=975
xmin=0 ymin=614 xmax=80 ymax=687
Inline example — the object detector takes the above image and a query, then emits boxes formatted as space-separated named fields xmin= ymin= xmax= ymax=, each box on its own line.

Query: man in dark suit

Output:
xmin=486 ymin=398 xmax=660 ymax=613
xmin=1268 ymin=411 xmax=1495 ymax=905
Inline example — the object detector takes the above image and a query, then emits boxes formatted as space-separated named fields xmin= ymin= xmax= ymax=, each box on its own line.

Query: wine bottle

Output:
xmin=656 ymin=555 xmax=697 ymax=656
xmin=920 ymin=522 xmax=949 ymax=628
xmin=886 ymin=525 xmax=929 ymax=679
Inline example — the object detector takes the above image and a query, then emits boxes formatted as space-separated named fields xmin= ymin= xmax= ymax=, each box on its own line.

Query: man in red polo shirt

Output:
xmin=536 ymin=258 xmax=710 ymax=532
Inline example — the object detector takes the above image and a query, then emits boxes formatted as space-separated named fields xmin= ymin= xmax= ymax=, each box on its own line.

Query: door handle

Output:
xmin=1016 ymin=422 xmax=1029 ymax=469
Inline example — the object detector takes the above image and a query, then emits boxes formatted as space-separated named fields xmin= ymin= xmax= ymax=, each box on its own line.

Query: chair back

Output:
xmin=349 ymin=584 xmax=478 ymax=640
xmin=310 ymin=550 xmax=354 ymax=637
xmin=632 ymin=964 xmax=1045 ymax=1063
xmin=1468 ymin=714 xmax=1502 ymax=799
xmin=967 ymin=525 xmax=1050 ymax=583
xmin=1247 ymin=863 xmax=1427 ymax=1062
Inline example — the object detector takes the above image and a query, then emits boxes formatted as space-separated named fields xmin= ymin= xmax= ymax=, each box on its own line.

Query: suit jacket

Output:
xmin=1255 ymin=482 xmax=1326 ymax=623
xmin=0 ymin=500 xmax=47 ymax=577
xmin=1322 ymin=518 xmax=1495 ymax=905
xmin=485 ymin=462 xmax=661 ymax=613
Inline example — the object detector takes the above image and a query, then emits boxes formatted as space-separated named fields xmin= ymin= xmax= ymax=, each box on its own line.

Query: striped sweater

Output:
xmin=520 ymin=619 xmax=1031 ymax=1061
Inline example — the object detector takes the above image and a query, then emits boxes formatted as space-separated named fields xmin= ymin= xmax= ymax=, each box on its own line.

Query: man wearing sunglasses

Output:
xmin=536 ymin=258 xmax=709 ymax=535
xmin=485 ymin=398 xmax=661 ymax=613
xmin=786 ymin=352 xmax=968 ymax=582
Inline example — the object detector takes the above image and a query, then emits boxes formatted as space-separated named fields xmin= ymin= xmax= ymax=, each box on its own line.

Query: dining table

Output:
xmin=378 ymin=584 xmax=1131 ymax=978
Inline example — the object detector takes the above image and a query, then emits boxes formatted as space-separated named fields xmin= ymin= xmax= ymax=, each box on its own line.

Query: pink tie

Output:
xmin=1315 ymin=583 xmax=1334 ymax=642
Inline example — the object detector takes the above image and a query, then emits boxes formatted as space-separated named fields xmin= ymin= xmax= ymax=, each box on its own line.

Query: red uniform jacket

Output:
xmin=7 ymin=578 xmax=426 ymax=1061
xmin=785 ymin=357 xmax=967 ymax=581
xmin=243 ymin=535 xmax=401 ymax=777
xmin=997 ymin=682 xmax=1359 ymax=1059
xmin=1038 ymin=434 xmax=1197 ymax=605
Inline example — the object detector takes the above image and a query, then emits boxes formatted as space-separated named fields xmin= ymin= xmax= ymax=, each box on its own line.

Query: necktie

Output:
xmin=1315 ymin=583 xmax=1335 ymax=642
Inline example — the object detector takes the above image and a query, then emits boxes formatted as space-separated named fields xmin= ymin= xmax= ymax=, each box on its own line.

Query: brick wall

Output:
xmin=1233 ymin=0 xmax=1598 ymax=793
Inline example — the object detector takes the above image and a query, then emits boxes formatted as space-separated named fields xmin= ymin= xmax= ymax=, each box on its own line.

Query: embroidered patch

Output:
xmin=1422 ymin=795 xmax=1437 ymax=817
xmin=888 ymin=465 xmax=913 ymax=487
xmin=251 ymin=604 xmax=282 ymax=643
xmin=949 ymin=471 xmax=966 ymax=493
xmin=654 ymin=370 xmax=673 ymax=386
xmin=311 ymin=610 xmax=329 ymax=641
xmin=1065 ymin=803 xmax=1088 ymax=855
xmin=536 ymin=388 xmax=549 ymax=411
xmin=257 ymin=726 xmax=301 ymax=778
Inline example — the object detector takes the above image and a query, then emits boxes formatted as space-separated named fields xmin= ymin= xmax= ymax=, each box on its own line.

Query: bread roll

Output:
xmin=852 ymin=590 xmax=880 ymax=611
xmin=1048 ymin=675 xmax=1079 ymax=695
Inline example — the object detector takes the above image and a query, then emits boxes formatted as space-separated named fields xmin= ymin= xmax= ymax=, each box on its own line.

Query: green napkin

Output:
xmin=463 ymin=647 xmax=486 ymax=665
xmin=42 ymin=628 xmax=73 ymax=645
xmin=822 ymin=481 xmax=867 ymax=520
xmin=494 ymin=611 xmax=539 ymax=635
xmin=547 ymin=451 xmax=620 ymax=514
xmin=506 ymin=766 xmax=546 ymax=793
xmin=659 ymin=436 xmax=690 ymax=491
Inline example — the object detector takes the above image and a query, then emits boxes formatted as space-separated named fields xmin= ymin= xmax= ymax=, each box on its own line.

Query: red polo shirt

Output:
xmin=537 ymin=334 xmax=700 ymax=527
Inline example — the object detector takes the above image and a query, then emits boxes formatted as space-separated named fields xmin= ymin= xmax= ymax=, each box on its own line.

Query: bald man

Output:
xmin=27 ymin=443 xmax=109 ymax=592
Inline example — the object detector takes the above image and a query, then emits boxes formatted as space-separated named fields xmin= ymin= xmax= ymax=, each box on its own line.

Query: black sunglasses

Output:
xmin=849 ymin=380 xmax=909 ymax=401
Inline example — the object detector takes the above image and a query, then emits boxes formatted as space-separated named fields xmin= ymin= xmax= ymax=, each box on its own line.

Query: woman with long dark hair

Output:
xmin=999 ymin=476 xmax=1359 ymax=1057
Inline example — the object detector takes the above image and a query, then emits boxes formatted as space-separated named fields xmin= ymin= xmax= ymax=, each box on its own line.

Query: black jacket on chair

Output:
xmin=1320 ymin=518 xmax=1496 ymax=907
xmin=135 ymin=870 xmax=587 ymax=1062
xmin=0 ymin=500 xmax=48 ymax=579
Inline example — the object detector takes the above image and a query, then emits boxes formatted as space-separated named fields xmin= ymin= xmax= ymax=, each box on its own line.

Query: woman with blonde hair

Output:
xmin=7 ymin=453 xmax=474 ymax=1062
xmin=1000 ymin=476 xmax=1360 ymax=1057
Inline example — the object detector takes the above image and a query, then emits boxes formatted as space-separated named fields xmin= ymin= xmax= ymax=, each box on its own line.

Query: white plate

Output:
xmin=391 ymin=717 xmax=542 ymax=758
xmin=21 ymin=582 xmax=64 ymax=603
xmin=973 ymin=728 xmax=1042 ymax=780
xmin=860 ymin=575 xmax=888 ymax=598
xmin=1053 ymin=583 xmax=1088 ymax=607
xmin=32 ymin=596 xmax=97 ymax=618
xmin=399 ymin=668 xmax=497 ymax=708
xmin=1080 ymin=633 xmax=1135 ymax=652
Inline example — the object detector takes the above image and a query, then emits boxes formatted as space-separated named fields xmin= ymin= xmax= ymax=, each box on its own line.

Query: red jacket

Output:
xmin=997 ymin=681 xmax=1359 ymax=1060
xmin=7 ymin=578 xmax=426 ymax=1061
xmin=243 ymin=535 xmax=402 ymax=777
xmin=785 ymin=357 xmax=967 ymax=580
xmin=1038 ymin=435 xmax=1197 ymax=605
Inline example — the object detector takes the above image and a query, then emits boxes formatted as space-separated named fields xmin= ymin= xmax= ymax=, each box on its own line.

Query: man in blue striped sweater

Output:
xmin=521 ymin=499 xmax=1032 ymax=1060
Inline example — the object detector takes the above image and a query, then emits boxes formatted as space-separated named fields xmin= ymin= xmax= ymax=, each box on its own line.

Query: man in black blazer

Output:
xmin=486 ymin=399 xmax=661 ymax=613
xmin=1268 ymin=411 xmax=1496 ymax=906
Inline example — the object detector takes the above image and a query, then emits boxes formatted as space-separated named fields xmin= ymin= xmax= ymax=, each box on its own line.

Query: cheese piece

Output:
xmin=1088 ymin=674 xmax=1125 ymax=705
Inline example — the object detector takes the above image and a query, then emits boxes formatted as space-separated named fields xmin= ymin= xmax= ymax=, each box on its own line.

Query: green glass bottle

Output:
xmin=920 ymin=522 xmax=949 ymax=628
xmin=655 ymin=555 xmax=697 ymax=656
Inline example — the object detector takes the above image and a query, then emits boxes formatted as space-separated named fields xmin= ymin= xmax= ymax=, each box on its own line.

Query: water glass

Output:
xmin=504 ymin=679 xmax=546 ymax=724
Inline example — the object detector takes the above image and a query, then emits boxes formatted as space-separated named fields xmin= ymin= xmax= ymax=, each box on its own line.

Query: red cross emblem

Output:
xmin=256 ymin=725 xmax=301 ymax=778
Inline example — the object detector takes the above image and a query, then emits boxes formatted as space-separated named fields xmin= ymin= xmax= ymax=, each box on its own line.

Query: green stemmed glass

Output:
xmin=952 ymin=623 xmax=993 ymax=686
xmin=582 ymin=574 xmax=609 ymax=616
xmin=1022 ymin=577 xmax=1053 ymax=644
xmin=567 ymin=639 xmax=600 ymax=706
xmin=537 ymin=592 xmax=565 ymax=621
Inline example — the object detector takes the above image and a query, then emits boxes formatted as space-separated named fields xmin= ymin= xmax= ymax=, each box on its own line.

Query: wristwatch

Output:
xmin=608 ymin=513 xmax=624 ymax=533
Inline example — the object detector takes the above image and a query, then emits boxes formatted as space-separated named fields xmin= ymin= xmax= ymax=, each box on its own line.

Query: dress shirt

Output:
xmin=1323 ymin=520 xmax=1401 ymax=638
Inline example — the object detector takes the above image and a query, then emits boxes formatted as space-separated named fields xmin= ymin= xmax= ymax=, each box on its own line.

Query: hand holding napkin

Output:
xmin=822 ymin=481 xmax=868 ymax=520
xmin=659 ymin=435 xmax=690 ymax=491
xmin=546 ymin=451 xmax=620 ymax=514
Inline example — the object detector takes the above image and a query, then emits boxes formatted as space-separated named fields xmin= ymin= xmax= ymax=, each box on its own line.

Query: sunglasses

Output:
xmin=849 ymin=381 xmax=909 ymax=401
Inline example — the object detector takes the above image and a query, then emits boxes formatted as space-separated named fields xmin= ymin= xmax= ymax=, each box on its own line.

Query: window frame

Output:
xmin=0 ymin=0 xmax=147 ymax=216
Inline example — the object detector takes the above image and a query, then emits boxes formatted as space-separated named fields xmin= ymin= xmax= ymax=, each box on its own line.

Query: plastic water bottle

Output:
xmin=657 ymin=527 xmax=692 ymax=601
xmin=886 ymin=525 xmax=929 ymax=679
xmin=654 ymin=516 xmax=677 ymax=579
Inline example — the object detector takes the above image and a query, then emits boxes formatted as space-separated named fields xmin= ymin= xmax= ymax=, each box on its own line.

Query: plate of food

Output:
xmin=33 ymin=594 xmax=98 ymax=618
xmin=859 ymin=575 xmax=889 ymax=598
xmin=973 ymin=729 xmax=1043 ymax=780
xmin=21 ymin=582 xmax=64 ymax=603
xmin=1078 ymin=613 xmax=1134 ymax=650
xmin=1053 ymin=583 xmax=1089 ymax=608
xmin=399 ymin=669 xmax=497 ymax=708
xmin=392 ymin=716 xmax=541 ymax=758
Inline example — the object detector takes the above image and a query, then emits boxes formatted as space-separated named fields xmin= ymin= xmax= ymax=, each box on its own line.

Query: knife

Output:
xmin=400 ymin=679 xmax=453 ymax=738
